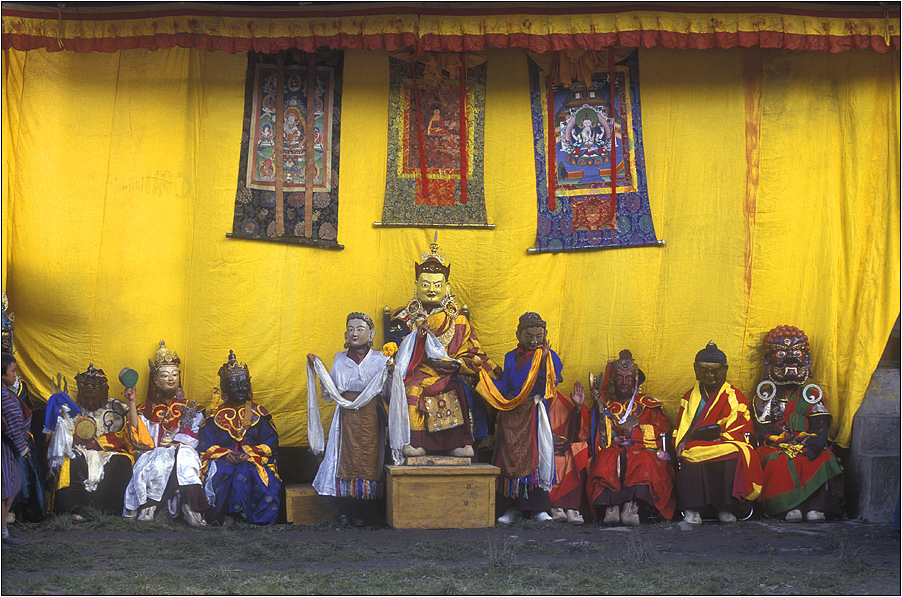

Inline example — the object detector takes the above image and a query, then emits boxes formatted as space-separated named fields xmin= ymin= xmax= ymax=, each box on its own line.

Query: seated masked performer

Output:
xmin=123 ymin=341 xmax=208 ymax=526
xmin=753 ymin=326 xmax=843 ymax=522
xmin=197 ymin=351 xmax=281 ymax=525
xmin=674 ymin=342 xmax=763 ymax=524
xmin=47 ymin=364 xmax=151 ymax=516
xmin=307 ymin=312 xmax=394 ymax=526
xmin=586 ymin=350 xmax=675 ymax=525
xmin=389 ymin=238 xmax=500 ymax=460
xmin=476 ymin=312 xmax=573 ymax=524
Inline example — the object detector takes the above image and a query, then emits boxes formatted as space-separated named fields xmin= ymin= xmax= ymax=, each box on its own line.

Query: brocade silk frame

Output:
xmin=529 ymin=51 xmax=660 ymax=251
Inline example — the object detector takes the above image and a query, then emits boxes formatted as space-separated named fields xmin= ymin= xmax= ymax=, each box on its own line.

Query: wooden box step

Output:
xmin=385 ymin=464 xmax=499 ymax=529
xmin=284 ymin=483 xmax=339 ymax=525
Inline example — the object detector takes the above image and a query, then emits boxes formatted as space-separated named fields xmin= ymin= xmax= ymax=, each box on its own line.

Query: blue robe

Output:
xmin=197 ymin=403 xmax=281 ymax=525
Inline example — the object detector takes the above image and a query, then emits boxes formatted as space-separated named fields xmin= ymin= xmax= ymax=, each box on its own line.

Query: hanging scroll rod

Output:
xmin=527 ymin=239 xmax=665 ymax=254
xmin=373 ymin=222 xmax=495 ymax=229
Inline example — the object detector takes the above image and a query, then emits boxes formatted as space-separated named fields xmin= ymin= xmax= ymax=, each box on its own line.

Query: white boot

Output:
xmin=497 ymin=508 xmax=519 ymax=525
xmin=717 ymin=508 xmax=737 ymax=523
xmin=785 ymin=509 xmax=803 ymax=522
xmin=565 ymin=509 xmax=584 ymax=525
xmin=534 ymin=511 xmax=553 ymax=522
xmin=402 ymin=444 xmax=426 ymax=457
xmin=805 ymin=510 xmax=825 ymax=522
xmin=182 ymin=503 xmax=207 ymax=528
xmin=621 ymin=500 xmax=640 ymax=526
xmin=137 ymin=505 xmax=156 ymax=522
xmin=448 ymin=445 xmax=474 ymax=458
xmin=683 ymin=509 xmax=702 ymax=525
xmin=550 ymin=508 xmax=567 ymax=522
xmin=603 ymin=505 xmax=620 ymax=524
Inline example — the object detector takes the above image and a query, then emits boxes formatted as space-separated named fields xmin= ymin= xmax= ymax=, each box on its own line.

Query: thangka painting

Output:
xmin=230 ymin=51 xmax=343 ymax=247
xmin=381 ymin=53 xmax=489 ymax=227
xmin=528 ymin=51 xmax=660 ymax=251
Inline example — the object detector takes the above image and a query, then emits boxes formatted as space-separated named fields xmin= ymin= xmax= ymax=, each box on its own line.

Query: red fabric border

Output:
xmin=2 ymin=29 xmax=898 ymax=54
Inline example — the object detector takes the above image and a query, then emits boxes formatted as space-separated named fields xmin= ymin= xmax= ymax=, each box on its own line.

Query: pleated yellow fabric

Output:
xmin=2 ymin=46 xmax=897 ymax=448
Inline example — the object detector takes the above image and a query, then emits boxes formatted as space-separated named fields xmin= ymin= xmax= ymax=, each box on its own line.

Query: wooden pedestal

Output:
xmin=284 ymin=484 xmax=339 ymax=525
xmin=385 ymin=464 xmax=499 ymax=529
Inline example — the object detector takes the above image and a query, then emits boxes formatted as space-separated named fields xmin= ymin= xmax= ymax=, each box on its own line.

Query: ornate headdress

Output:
xmin=695 ymin=341 xmax=727 ymax=365
xmin=764 ymin=325 xmax=810 ymax=357
xmin=149 ymin=340 xmax=181 ymax=372
xmin=610 ymin=349 xmax=647 ymax=386
xmin=75 ymin=364 xmax=109 ymax=391
xmin=346 ymin=312 xmax=375 ymax=330
xmin=517 ymin=312 xmax=546 ymax=333
xmin=219 ymin=350 xmax=250 ymax=380
xmin=414 ymin=233 xmax=450 ymax=280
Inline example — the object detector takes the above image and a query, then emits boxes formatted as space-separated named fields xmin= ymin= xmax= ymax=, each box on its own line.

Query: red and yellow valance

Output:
xmin=2 ymin=2 xmax=899 ymax=54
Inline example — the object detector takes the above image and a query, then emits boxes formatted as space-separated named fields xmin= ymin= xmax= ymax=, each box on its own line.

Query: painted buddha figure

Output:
xmin=389 ymin=238 xmax=499 ymax=459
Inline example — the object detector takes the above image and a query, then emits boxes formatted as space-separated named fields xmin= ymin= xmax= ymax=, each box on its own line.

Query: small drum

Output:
xmin=73 ymin=416 xmax=98 ymax=443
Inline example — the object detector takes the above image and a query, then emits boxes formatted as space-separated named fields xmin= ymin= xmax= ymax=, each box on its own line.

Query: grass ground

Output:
xmin=1 ymin=511 xmax=899 ymax=595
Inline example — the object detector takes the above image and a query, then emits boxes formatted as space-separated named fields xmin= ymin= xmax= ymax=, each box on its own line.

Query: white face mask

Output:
xmin=8 ymin=377 xmax=20 ymax=393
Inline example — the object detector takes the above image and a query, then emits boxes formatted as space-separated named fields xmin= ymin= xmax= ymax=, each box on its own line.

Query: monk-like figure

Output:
xmin=674 ymin=342 xmax=763 ymax=524
xmin=47 ymin=364 xmax=148 ymax=516
xmin=586 ymin=350 xmax=675 ymax=525
xmin=307 ymin=312 xmax=394 ymax=526
xmin=123 ymin=341 xmax=208 ymax=526
xmin=197 ymin=351 xmax=281 ymax=525
xmin=478 ymin=313 xmax=586 ymax=524
xmin=753 ymin=325 xmax=843 ymax=522
xmin=390 ymin=238 xmax=499 ymax=459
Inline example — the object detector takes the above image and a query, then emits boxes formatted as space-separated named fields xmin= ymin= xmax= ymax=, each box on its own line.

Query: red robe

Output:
xmin=548 ymin=392 xmax=591 ymax=508
xmin=674 ymin=382 xmax=763 ymax=502
xmin=587 ymin=394 xmax=676 ymax=519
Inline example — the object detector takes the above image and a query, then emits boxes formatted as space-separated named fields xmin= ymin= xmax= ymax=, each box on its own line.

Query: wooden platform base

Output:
xmin=284 ymin=484 xmax=339 ymax=525
xmin=385 ymin=464 xmax=499 ymax=529
xmin=405 ymin=455 xmax=471 ymax=466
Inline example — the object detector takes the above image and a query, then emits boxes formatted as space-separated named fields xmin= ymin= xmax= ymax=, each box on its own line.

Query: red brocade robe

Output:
xmin=587 ymin=394 xmax=676 ymax=519
xmin=402 ymin=308 xmax=498 ymax=450
xmin=548 ymin=392 xmax=591 ymax=507
xmin=753 ymin=387 xmax=842 ymax=515
xmin=674 ymin=382 xmax=763 ymax=502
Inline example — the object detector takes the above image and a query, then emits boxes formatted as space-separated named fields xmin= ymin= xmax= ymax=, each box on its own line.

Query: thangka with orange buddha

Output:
xmin=381 ymin=53 xmax=489 ymax=227
xmin=528 ymin=51 xmax=660 ymax=251
xmin=230 ymin=51 xmax=342 ymax=246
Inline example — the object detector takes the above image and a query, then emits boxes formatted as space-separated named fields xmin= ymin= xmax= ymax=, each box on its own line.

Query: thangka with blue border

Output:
xmin=528 ymin=51 xmax=660 ymax=251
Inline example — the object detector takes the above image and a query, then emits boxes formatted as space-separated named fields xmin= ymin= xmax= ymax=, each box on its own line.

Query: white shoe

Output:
xmin=448 ymin=445 xmax=474 ymax=458
xmin=182 ymin=503 xmax=207 ymax=528
xmin=683 ymin=509 xmax=702 ymax=525
xmin=137 ymin=506 xmax=156 ymax=522
xmin=550 ymin=508 xmax=567 ymax=522
xmin=785 ymin=509 xmax=803 ymax=522
xmin=805 ymin=510 xmax=825 ymax=522
xmin=71 ymin=513 xmax=86 ymax=522
xmin=123 ymin=509 xmax=138 ymax=519
xmin=534 ymin=511 xmax=553 ymax=522
xmin=497 ymin=508 xmax=519 ymax=525
xmin=621 ymin=500 xmax=640 ymax=526
xmin=717 ymin=508 xmax=737 ymax=523
xmin=565 ymin=509 xmax=584 ymax=525
xmin=603 ymin=505 xmax=620 ymax=524
xmin=401 ymin=444 xmax=426 ymax=457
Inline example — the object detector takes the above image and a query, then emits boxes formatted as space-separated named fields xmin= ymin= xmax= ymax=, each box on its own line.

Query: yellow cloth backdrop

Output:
xmin=2 ymin=46 xmax=898 ymax=448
